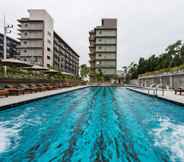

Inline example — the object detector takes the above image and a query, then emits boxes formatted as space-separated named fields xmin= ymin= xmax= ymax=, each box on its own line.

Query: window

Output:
xmin=47 ymin=47 xmax=51 ymax=51
xmin=24 ymin=32 xmax=28 ymax=36
xmin=48 ymin=31 xmax=51 ymax=36
xmin=24 ymin=23 xmax=28 ymax=27
xmin=23 ymin=41 xmax=27 ymax=45
xmin=98 ymin=46 xmax=102 ymax=49
xmin=99 ymin=39 xmax=102 ymax=42
xmin=97 ymin=61 xmax=101 ymax=65
xmin=24 ymin=49 xmax=27 ymax=53
xmin=99 ymin=30 xmax=102 ymax=34
xmin=47 ymin=55 xmax=50 ymax=60
xmin=99 ymin=54 xmax=101 ymax=57
xmin=47 ymin=39 xmax=51 ymax=44
xmin=35 ymin=57 xmax=38 ymax=62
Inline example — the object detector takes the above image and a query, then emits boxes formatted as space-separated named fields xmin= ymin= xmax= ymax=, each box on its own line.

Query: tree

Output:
xmin=126 ymin=40 xmax=184 ymax=79
xmin=128 ymin=62 xmax=138 ymax=79
xmin=96 ymin=69 xmax=104 ymax=82
xmin=80 ymin=64 xmax=89 ymax=80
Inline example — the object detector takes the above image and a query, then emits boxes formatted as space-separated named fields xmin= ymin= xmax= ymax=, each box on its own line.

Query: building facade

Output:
xmin=17 ymin=9 xmax=54 ymax=68
xmin=0 ymin=33 xmax=20 ymax=59
xmin=17 ymin=9 xmax=79 ymax=76
xmin=53 ymin=32 xmax=79 ymax=76
xmin=89 ymin=18 xmax=117 ymax=81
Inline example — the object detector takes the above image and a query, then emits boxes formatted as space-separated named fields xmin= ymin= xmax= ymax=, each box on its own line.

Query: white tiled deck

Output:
xmin=0 ymin=85 xmax=89 ymax=109
xmin=127 ymin=87 xmax=184 ymax=105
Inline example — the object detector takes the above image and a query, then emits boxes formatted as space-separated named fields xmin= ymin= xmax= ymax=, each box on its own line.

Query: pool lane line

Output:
xmin=102 ymin=87 xmax=134 ymax=162
xmin=11 ymin=90 xmax=88 ymax=161
xmin=61 ymin=87 xmax=102 ymax=162
xmin=116 ymin=89 xmax=172 ymax=162
xmin=126 ymin=87 xmax=184 ymax=106
xmin=20 ymin=89 xmax=93 ymax=162
xmin=111 ymin=88 xmax=165 ymax=162
xmin=68 ymin=87 xmax=107 ymax=162
xmin=35 ymin=88 xmax=100 ymax=162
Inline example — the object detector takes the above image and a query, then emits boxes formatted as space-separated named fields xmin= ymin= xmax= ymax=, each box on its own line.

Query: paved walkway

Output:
xmin=127 ymin=87 xmax=184 ymax=105
xmin=0 ymin=85 xmax=89 ymax=109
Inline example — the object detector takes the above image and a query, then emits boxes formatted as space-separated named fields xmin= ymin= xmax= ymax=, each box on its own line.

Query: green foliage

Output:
xmin=80 ymin=64 xmax=89 ymax=80
xmin=96 ymin=69 xmax=104 ymax=82
xmin=127 ymin=40 xmax=184 ymax=79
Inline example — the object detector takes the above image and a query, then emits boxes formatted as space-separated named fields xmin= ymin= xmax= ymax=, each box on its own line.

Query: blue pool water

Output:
xmin=0 ymin=87 xmax=184 ymax=162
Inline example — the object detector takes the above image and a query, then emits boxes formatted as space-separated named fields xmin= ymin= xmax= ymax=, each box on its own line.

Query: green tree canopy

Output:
xmin=80 ymin=64 xmax=89 ymax=80
xmin=127 ymin=40 xmax=184 ymax=79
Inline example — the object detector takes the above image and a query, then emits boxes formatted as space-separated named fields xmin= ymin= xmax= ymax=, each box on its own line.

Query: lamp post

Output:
xmin=3 ymin=16 xmax=13 ymax=77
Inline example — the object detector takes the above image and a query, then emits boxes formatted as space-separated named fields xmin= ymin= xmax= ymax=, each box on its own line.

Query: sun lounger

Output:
xmin=0 ymin=89 xmax=9 ymax=97
xmin=19 ymin=84 xmax=35 ymax=94
xmin=43 ymin=83 xmax=55 ymax=90
xmin=4 ymin=84 xmax=25 ymax=96
xmin=174 ymin=88 xmax=184 ymax=95
xmin=36 ymin=84 xmax=48 ymax=91
xmin=63 ymin=82 xmax=71 ymax=87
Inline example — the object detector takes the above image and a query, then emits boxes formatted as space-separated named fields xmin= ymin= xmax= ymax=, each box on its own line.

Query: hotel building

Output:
xmin=0 ymin=33 xmax=20 ymax=59
xmin=89 ymin=18 xmax=117 ymax=81
xmin=17 ymin=9 xmax=79 ymax=76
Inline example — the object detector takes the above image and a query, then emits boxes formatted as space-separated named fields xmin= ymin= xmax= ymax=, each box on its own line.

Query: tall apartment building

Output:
xmin=53 ymin=32 xmax=79 ymax=76
xmin=17 ymin=9 xmax=54 ymax=68
xmin=0 ymin=33 xmax=20 ymax=59
xmin=17 ymin=9 xmax=79 ymax=76
xmin=89 ymin=18 xmax=117 ymax=80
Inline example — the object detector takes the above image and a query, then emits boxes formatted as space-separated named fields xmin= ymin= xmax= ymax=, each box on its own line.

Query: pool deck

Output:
xmin=127 ymin=87 xmax=184 ymax=106
xmin=0 ymin=85 xmax=89 ymax=110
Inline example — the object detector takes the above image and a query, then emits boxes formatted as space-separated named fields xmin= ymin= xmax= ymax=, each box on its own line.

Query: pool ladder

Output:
xmin=147 ymin=88 xmax=165 ymax=96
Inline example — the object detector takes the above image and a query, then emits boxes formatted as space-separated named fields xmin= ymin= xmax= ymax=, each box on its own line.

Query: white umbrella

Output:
xmin=61 ymin=72 xmax=74 ymax=76
xmin=45 ymin=69 xmax=59 ymax=74
xmin=24 ymin=65 xmax=48 ymax=71
xmin=0 ymin=58 xmax=32 ymax=67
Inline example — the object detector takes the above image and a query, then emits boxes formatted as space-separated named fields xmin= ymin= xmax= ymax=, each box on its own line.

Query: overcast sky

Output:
xmin=0 ymin=0 xmax=184 ymax=69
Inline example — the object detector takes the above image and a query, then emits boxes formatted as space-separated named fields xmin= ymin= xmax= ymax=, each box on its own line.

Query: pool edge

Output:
xmin=0 ymin=86 xmax=91 ymax=111
xmin=126 ymin=87 xmax=184 ymax=106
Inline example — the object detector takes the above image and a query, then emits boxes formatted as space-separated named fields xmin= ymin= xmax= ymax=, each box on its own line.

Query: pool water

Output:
xmin=0 ymin=87 xmax=184 ymax=162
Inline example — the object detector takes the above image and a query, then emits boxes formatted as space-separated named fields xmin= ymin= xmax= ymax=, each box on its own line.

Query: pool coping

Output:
xmin=126 ymin=87 xmax=184 ymax=106
xmin=0 ymin=85 xmax=90 ymax=111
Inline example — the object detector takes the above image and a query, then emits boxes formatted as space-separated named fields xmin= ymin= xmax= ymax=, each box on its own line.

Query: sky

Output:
xmin=0 ymin=0 xmax=184 ymax=69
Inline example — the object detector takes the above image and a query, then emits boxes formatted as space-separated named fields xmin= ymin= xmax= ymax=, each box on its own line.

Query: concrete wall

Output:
xmin=139 ymin=73 xmax=184 ymax=89
xmin=129 ymin=79 xmax=139 ymax=86
xmin=20 ymin=31 xmax=43 ymax=39
xmin=96 ymin=61 xmax=116 ymax=67
xmin=96 ymin=45 xmax=116 ymax=52
xmin=96 ymin=68 xmax=116 ymax=75
xmin=96 ymin=30 xmax=116 ymax=37
xmin=29 ymin=9 xmax=54 ymax=68
xmin=96 ymin=38 xmax=116 ymax=44
xmin=96 ymin=53 xmax=116 ymax=59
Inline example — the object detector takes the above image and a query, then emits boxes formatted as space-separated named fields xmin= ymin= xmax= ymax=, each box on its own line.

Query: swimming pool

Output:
xmin=0 ymin=87 xmax=184 ymax=162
